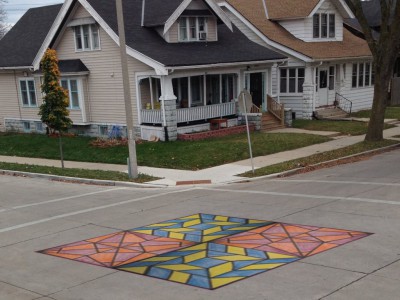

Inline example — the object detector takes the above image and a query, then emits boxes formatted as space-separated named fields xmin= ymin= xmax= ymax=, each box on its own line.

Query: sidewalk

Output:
xmin=1 ymin=125 xmax=399 ymax=186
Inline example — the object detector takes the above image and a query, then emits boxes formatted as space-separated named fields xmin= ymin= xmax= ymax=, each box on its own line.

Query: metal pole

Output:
xmin=242 ymin=93 xmax=255 ymax=174
xmin=116 ymin=0 xmax=138 ymax=178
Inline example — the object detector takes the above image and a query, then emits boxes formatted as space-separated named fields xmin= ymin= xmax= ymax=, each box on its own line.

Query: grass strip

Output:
xmin=351 ymin=107 xmax=400 ymax=120
xmin=241 ymin=140 xmax=399 ymax=178
xmin=0 ymin=132 xmax=331 ymax=170
xmin=0 ymin=162 xmax=158 ymax=183
xmin=292 ymin=119 xmax=394 ymax=136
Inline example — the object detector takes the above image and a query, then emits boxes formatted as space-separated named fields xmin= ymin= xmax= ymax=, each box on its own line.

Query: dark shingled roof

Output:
xmin=143 ymin=0 xmax=183 ymax=27
xmin=0 ymin=4 xmax=62 ymax=68
xmin=361 ymin=0 xmax=381 ymax=28
xmin=86 ymin=0 xmax=286 ymax=67
xmin=58 ymin=59 xmax=89 ymax=73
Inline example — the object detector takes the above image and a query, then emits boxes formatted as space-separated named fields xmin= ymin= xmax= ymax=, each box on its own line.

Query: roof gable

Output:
xmin=142 ymin=0 xmax=184 ymax=27
xmin=0 ymin=4 xmax=62 ymax=68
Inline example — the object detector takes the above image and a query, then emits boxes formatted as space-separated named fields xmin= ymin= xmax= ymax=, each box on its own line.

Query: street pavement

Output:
xmin=1 ymin=148 xmax=400 ymax=299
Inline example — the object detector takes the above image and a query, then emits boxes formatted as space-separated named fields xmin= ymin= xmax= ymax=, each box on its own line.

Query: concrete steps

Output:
xmin=314 ymin=107 xmax=349 ymax=120
xmin=261 ymin=112 xmax=285 ymax=132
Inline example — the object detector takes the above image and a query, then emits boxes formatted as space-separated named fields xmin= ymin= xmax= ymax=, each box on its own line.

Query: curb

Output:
xmin=0 ymin=169 xmax=168 ymax=188
xmin=232 ymin=142 xmax=400 ymax=183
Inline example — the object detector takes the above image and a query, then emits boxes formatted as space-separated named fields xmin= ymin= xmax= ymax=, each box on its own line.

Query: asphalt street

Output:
xmin=1 ymin=149 xmax=400 ymax=300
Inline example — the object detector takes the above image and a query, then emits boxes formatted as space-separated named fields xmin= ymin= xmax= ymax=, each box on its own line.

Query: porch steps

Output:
xmin=261 ymin=112 xmax=285 ymax=132
xmin=314 ymin=107 xmax=349 ymax=120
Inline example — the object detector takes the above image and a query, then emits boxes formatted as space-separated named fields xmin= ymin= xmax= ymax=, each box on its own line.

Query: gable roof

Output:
xmin=266 ymin=0 xmax=320 ymax=20
xmin=0 ymin=4 xmax=62 ymax=68
xmin=227 ymin=0 xmax=371 ymax=60
xmin=143 ymin=0 xmax=183 ymax=27
xmin=80 ymin=0 xmax=286 ymax=67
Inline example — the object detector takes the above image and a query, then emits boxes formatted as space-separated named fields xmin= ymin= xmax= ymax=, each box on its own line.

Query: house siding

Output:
xmin=54 ymin=3 xmax=153 ymax=127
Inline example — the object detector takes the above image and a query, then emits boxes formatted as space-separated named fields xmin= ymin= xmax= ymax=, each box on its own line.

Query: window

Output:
xmin=352 ymin=62 xmax=374 ymax=88
xmin=178 ymin=17 xmax=208 ymax=41
xmin=74 ymin=24 xmax=100 ymax=51
xmin=19 ymin=79 xmax=37 ymax=107
xmin=190 ymin=76 xmax=204 ymax=105
xmin=313 ymin=13 xmax=335 ymax=39
xmin=329 ymin=66 xmax=335 ymax=90
xmin=35 ymin=122 xmax=43 ymax=132
xmin=61 ymin=79 xmax=80 ymax=109
xmin=99 ymin=125 xmax=108 ymax=136
xmin=23 ymin=122 xmax=31 ymax=132
xmin=280 ymin=68 xmax=305 ymax=94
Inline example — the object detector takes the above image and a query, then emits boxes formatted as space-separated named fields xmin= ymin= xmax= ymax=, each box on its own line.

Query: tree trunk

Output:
xmin=365 ymin=61 xmax=393 ymax=141
xmin=58 ymin=132 xmax=65 ymax=169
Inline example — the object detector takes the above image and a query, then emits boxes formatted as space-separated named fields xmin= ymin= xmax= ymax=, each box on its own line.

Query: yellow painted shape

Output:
xmin=132 ymin=230 xmax=153 ymax=235
xmin=164 ymin=228 xmax=194 ymax=232
xmin=180 ymin=214 xmax=200 ymax=219
xmin=209 ymin=221 xmax=238 ymax=226
xmin=159 ymin=264 xmax=202 ymax=271
xmin=204 ymin=226 xmax=222 ymax=235
xmin=241 ymin=263 xmax=284 ymax=270
xmin=183 ymin=219 xmax=201 ymax=227
xmin=169 ymin=271 xmax=191 ymax=283
xmin=184 ymin=250 xmax=207 ymax=263
xmin=209 ymin=262 xmax=233 ymax=277
xmin=249 ymin=219 xmax=268 ymax=224
xmin=184 ymin=243 xmax=208 ymax=251
xmin=227 ymin=246 xmax=246 ymax=255
xmin=211 ymin=277 xmax=244 ymax=289
xmin=202 ymin=235 xmax=226 ymax=242
xmin=146 ymin=223 xmax=176 ymax=227
xmin=268 ymin=252 xmax=297 ymax=259
xmin=215 ymin=215 xmax=229 ymax=221
xmin=169 ymin=232 xmax=185 ymax=240
xmin=227 ymin=226 xmax=256 ymax=231
xmin=144 ymin=256 xmax=177 ymax=262
xmin=120 ymin=266 xmax=147 ymax=274
xmin=213 ymin=255 xmax=259 ymax=262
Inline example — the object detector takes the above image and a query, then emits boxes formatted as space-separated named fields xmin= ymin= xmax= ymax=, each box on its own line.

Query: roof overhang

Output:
xmin=308 ymin=0 xmax=354 ymax=19
xmin=163 ymin=0 xmax=233 ymax=35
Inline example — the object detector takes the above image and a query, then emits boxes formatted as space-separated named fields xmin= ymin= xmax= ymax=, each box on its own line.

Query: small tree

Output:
xmin=39 ymin=49 xmax=72 ymax=168
xmin=0 ymin=0 xmax=9 ymax=39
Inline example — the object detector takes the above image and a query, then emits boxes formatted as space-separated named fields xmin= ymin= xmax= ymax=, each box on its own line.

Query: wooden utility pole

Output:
xmin=116 ymin=0 xmax=138 ymax=178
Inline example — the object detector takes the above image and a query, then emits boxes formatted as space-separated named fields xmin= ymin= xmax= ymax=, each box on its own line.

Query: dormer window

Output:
xmin=179 ymin=17 xmax=207 ymax=42
xmin=313 ymin=13 xmax=335 ymax=38
xmin=74 ymin=24 xmax=100 ymax=51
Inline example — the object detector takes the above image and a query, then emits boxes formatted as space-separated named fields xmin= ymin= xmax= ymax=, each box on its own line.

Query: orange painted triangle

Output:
xmin=251 ymin=225 xmax=275 ymax=233
xmin=318 ymin=235 xmax=350 ymax=242
xmin=269 ymin=242 xmax=300 ymax=255
xmin=62 ymin=244 xmax=95 ymax=251
xmin=307 ymin=243 xmax=338 ymax=256
xmin=123 ymin=233 xmax=146 ymax=243
xmin=87 ymin=232 xmax=122 ymax=243
xmin=89 ymin=252 xmax=116 ymax=264
xmin=284 ymin=225 xmax=311 ymax=234
xmin=50 ymin=252 xmax=85 ymax=260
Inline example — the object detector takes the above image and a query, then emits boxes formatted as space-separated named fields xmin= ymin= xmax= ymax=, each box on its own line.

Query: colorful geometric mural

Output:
xmin=39 ymin=214 xmax=371 ymax=290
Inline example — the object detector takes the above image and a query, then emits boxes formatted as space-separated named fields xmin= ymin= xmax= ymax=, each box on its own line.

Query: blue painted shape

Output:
xmin=228 ymin=217 xmax=247 ymax=223
xmin=200 ymin=214 xmax=216 ymax=220
xmin=208 ymin=243 xmax=226 ymax=252
xmin=184 ymin=234 xmax=202 ymax=242
xmin=189 ymin=257 xmax=226 ymax=268
xmin=188 ymin=274 xmax=210 ymax=289
xmin=246 ymin=249 xmax=268 ymax=259
xmin=216 ymin=269 xmax=265 ymax=277
xmin=207 ymin=250 xmax=232 ymax=257
xmin=190 ymin=223 xmax=215 ymax=230
xmin=232 ymin=260 xmax=260 ymax=269
xmin=256 ymin=258 xmax=299 ymax=265
xmin=184 ymin=269 xmax=209 ymax=277
xmin=148 ymin=267 xmax=172 ymax=279
xmin=153 ymin=230 xmax=169 ymax=237
xmin=157 ymin=257 xmax=183 ymax=265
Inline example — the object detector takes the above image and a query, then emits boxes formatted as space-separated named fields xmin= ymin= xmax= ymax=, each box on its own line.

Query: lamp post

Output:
xmin=116 ymin=0 xmax=138 ymax=178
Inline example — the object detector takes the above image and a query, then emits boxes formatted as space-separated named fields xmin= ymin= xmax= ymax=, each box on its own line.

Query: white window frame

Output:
xmin=60 ymin=78 xmax=82 ymax=110
xmin=74 ymin=24 xmax=101 ymax=52
xmin=351 ymin=62 xmax=374 ymax=89
xmin=279 ymin=68 xmax=305 ymax=95
xmin=313 ymin=13 xmax=336 ymax=39
xmin=178 ymin=16 xmax=208 ymax=42
xmin=19 ymin=78 xmax=38 ymax=107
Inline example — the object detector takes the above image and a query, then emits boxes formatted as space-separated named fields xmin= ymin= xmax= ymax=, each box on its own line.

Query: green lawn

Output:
xmin=293 ymin=119 xmax=394 ymax=136
xmin=351 ymin=107 xmax=400 ymax=120
xmin=241 ymin=140 xmax=399 ymax=177
xmin=0 ymin=162 xmax=157 ymax=183
xmin=0 ymin=132 xmax=331 ymax=170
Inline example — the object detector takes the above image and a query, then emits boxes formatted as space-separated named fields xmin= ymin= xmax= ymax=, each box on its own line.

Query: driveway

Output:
xmin=1 ymin=149 xmax=400 ymax=300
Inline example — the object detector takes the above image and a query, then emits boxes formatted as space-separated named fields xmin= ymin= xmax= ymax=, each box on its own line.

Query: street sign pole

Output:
xmin=242 ymin=92 xmax=255 ymax=174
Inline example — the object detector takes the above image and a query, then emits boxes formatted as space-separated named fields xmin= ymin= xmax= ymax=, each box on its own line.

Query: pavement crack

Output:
xmin=298 ymin=261 xmax=368 ymax=275
xmin=272 ymin=199 xmax=339 ymax=220
xmin=0 ymin=280 xmax=45 ymax=298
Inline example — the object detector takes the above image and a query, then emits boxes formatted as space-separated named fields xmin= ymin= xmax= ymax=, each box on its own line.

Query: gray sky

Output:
xmin=4 ymin=0 xmax=63 ymax=25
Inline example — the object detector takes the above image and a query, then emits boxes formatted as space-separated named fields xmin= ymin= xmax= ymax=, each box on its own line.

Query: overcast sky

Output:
xmin=4 ymin=0 xmax=63 ymax=25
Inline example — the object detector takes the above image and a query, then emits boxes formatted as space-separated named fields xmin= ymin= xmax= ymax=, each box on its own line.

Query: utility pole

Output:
xmin=116 ymin=0 xmax=138 ymax=178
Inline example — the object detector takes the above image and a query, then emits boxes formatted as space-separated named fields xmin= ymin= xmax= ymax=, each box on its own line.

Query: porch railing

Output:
xmin=267 ymin=95 xmax=284 ymax=125
xmin=250 ymin=104 xmax=261 ymax=114
xmin=335 ymin=93 xmax=353 ymax=114
xmin=140 ymin=102 xmax=236 ymax=125
xmin=177 ymin=102 xmax=235 ymax=123
xmin=141 ymin=109 xmax=163 ymax=124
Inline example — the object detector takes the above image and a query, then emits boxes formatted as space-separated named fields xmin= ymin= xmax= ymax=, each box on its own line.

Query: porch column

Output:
xmin=159 ymin=76 xmax=178 ymax=141
xmin=303 ymin=65 xmax=314 ymax=120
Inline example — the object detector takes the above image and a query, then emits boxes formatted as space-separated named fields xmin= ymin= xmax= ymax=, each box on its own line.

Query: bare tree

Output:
xmin=346 ymin=0 xmax=400 ymax=141
xmin=0 ymin=0 xmax=8 ymax=39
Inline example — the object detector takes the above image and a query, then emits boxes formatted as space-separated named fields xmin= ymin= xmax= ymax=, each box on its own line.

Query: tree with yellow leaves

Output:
xmin=39 ymin=48 xmax=72 ymax=168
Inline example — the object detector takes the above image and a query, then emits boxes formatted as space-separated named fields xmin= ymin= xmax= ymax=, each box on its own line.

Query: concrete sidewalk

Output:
xmin=1 ymin=125 xmax=400 ymax=186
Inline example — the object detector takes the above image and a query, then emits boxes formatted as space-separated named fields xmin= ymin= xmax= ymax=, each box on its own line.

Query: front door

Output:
xmin=245 ymin=72 xmax=266 ymax=110
xmin=318 ymin=68 xmax=329 ymax=106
